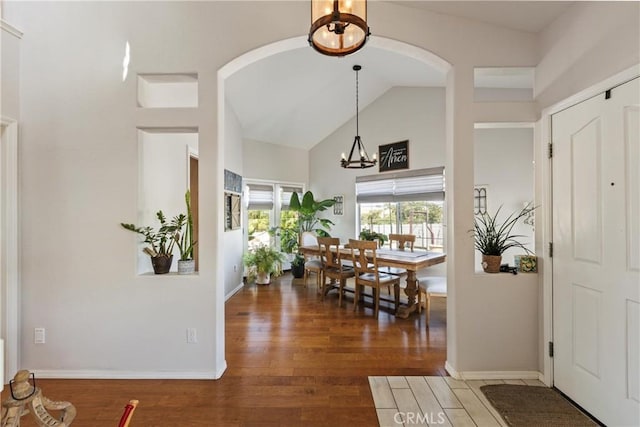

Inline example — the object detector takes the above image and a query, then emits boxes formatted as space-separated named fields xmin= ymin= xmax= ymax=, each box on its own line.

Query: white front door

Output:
xmin=552 ymin=77 xmax=639 ymax=426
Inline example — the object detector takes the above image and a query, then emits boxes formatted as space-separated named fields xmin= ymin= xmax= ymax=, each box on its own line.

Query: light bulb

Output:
xmin=341 ymin=152 xmax=346 ymax=160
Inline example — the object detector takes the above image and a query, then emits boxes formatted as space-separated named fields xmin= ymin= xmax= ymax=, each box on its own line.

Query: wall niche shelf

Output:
xmin=137 ymin=73 xmax=198 ymax=108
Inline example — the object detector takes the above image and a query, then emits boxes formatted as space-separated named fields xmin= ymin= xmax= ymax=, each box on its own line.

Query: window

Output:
xmin=245 ymin=182 xmax=303 ymax=253
xmin=356 ymin=168 xmax=445 ymax=252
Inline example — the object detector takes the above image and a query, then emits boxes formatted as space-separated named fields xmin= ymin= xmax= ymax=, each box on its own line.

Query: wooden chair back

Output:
xmin=317 ymin=237 xmax=342 ymax=271
xmin=348 ymin=239 xmax=378 ymax=278
xmin=348 ymin=239 xmax=400 ymax=317
xmin=388 ymin=234 xmax=415 ymax=251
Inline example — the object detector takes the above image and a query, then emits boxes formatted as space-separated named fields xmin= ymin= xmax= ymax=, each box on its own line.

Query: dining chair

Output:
xmin=388 ymin=234 xmax=416 ymax=252
xmin=317 ymin=237 xmax=354 ymax=307
xmin=348 ymin=239 xmax=400 ymax=318
xmin=417 ymin=276 xmax=447 ymax=325
xmin=301 ymin=232 xmax=322 ymax=292
xmin=381 ymin=234 xmax=416 ymax=292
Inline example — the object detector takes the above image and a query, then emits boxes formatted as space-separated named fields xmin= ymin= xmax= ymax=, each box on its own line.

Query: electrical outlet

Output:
xmin=34 ymin=328 xmax=45 ymax=344
xmin=186 ymin=328 xmax=197 ymax=344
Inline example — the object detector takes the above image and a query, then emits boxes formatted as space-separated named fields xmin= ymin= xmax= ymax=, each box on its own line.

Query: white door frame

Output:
xmin=1 ymin=116 xmax=20 ymax=383
xmin=539 ymin=64 xmax=640 ymax=387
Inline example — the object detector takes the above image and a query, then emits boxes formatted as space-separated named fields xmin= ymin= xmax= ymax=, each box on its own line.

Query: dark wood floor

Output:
xmin=3 ymin=274 xmax=447 ymax=427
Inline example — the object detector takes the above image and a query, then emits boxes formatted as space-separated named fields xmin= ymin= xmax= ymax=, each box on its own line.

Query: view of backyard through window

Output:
xmin=359 ymin=201 xmax=444 ymax=252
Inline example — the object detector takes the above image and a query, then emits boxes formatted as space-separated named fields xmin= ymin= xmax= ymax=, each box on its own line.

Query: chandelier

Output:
xmin=309 ymin=0 xmax=370 ymax=57
xmin=341 ymin=65 xmax=377 ymax=169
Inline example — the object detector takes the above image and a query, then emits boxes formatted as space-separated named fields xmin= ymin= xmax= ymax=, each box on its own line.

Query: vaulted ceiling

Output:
xmin=225 ymin=1 xmax=574 ymax=150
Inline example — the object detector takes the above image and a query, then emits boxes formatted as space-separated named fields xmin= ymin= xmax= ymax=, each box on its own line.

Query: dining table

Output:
xmin=299 ymin=244 xmax=446 ymax=319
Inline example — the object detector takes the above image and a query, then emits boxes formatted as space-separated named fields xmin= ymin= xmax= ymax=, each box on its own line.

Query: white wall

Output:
xmin=243 ymin=139 xmax=308 ymax=184
xmin=474 ymin=127 xmax=534 ymax=270
xmin=0 ymin=22 xmax=20 ymax=118
xmin=310 ymin=86 xmax=446 ymax=241
xmin=536 ymin=2 xmax=640 ymax=108
xmin=223 ymin=100 xmax=244 ymax=298
xmin=1 ymin=21 xmax=22 ymax=384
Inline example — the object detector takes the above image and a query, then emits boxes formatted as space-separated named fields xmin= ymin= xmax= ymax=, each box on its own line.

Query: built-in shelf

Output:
xmin=474 ymin=67 xmax=534 ymax=102
xmin=137 ymin=73 xmax=198 ymax=108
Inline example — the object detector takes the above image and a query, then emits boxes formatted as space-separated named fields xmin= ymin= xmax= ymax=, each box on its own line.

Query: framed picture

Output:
xmin=225 ymin=192 xmax=241 ymax=231
xmin=333 ymin=195 xmax=344 ymax=216
xmin=379 ymin=140 xmax=409 ymax=172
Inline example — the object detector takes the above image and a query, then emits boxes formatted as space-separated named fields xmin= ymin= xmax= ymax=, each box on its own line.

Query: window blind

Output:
xmin=246 ymin=184 xmax=274 ymax=210
xmin=355 ymin=167 xmax=445 ymax=203
xmin=280 ymin=186 xmax=303 ymax=209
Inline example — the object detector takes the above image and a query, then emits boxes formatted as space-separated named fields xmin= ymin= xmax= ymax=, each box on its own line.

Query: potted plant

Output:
xmin=472 ymin=204 xmax=536 ymax=273
xmin=243 ymin=245 xmax=285 ymax=285
xmin=121 ymin=211 xmax=180 ymax=274
xmin=289 ymin=191 xmax=336 ymax=242
xmin=174 ymin=190 xmax=197 ymax=275
xmin=290 ymin=253 xmax=305 ymax=279
xmin=359 ymin=228 xmax=388 ymax=247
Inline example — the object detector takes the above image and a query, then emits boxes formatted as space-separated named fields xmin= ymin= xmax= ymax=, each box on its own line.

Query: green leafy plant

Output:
xmin=243 ymin=245 xmax=285 ymax=282
xmin=472 ymin=204 xmax=535 ymax=256
xmin=359 ymin=228 xmax=388 ymax=247
xmin=291 ymin=253 xmax=305 ymax=268
xmin=174 ymin=190 xmax=197 ymax=261
xmin=269 ymin=225 xmax=299 ymax=254
xmin=289 ymin=191 xmax=336 ymax=237
xmin=121 ymin=211 xmax=180 ymax=257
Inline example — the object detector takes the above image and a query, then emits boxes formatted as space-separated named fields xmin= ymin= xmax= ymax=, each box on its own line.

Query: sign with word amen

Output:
xmin=379 ymin=140 xmax=409 ymax=172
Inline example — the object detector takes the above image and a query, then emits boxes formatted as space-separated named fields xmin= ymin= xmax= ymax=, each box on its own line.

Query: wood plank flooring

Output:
xmin=370 ymin=377 xmax=547 ymax=427
xmin=2 ymin=274 xmax=447 ymax=426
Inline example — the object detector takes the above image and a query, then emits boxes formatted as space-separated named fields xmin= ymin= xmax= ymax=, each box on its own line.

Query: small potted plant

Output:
xmin=121 ymin=211 xmax=179 ymax=274
xmin=243 ymin=245 xmax=285 ymax=285
xmin=174 ymin=190 xmax=197 ymax=275
xmin=359 ymin=228 xmax=388 ymax=247
xmin=472 ymin=204 xmax=535 ymax=273
xmin=290 ymin=253 xmax=305 ymax=279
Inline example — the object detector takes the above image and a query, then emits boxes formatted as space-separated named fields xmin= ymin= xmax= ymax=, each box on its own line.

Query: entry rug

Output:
xmin=480 ymin=384 xmax=598 ymax=426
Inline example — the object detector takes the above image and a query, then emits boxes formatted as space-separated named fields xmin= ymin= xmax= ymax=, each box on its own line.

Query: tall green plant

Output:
xmin=289 ymin=191 xmax=336 ymax=236
xmin=174 ymin=190 xmax=197 ymax=261
xmin=472 ymin=205 xmax=535 ymax=256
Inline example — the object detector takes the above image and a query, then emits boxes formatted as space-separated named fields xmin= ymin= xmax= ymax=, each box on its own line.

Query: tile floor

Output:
xmin=369 ymin=376 xmax=546 ymax=427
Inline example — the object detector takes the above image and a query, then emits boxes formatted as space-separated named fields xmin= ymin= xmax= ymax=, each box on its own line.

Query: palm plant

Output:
xmin=289 ymin=191 xmax=336 ymax=237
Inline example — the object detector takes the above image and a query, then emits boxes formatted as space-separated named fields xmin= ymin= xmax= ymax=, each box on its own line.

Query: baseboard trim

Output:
xmin=225 ymin=282 xmax=244 ymax=301
xmin=214 ymin=360 xmax=228 ymax=379
xmin=31 ymin=370 xmax=219 ymax=380
xmin=445 ymin=361 xmax=460 ymax=379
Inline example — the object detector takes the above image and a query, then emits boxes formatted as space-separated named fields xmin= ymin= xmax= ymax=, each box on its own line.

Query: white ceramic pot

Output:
xmin=256 ymin=271 xmax=271 ymax=285
xmin=177 ymin=259 xmax=195 ymax=275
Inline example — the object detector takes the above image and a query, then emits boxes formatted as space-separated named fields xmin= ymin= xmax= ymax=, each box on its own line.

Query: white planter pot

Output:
xmin=177 ymin=259 xmax=195 ymax=275
xmin=256 ymin=271 xmax=271 ymax=285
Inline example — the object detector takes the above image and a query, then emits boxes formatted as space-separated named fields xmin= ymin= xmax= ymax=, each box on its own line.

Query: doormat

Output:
xmin=480 ymin=384 xmax=598 ymax=426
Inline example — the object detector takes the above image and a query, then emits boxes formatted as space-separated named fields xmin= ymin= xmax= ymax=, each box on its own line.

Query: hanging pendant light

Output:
xmin=309 ymin=0 xmax=370 ymax=57
xmin=341 ymin=65 xmax=377 ymax=169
